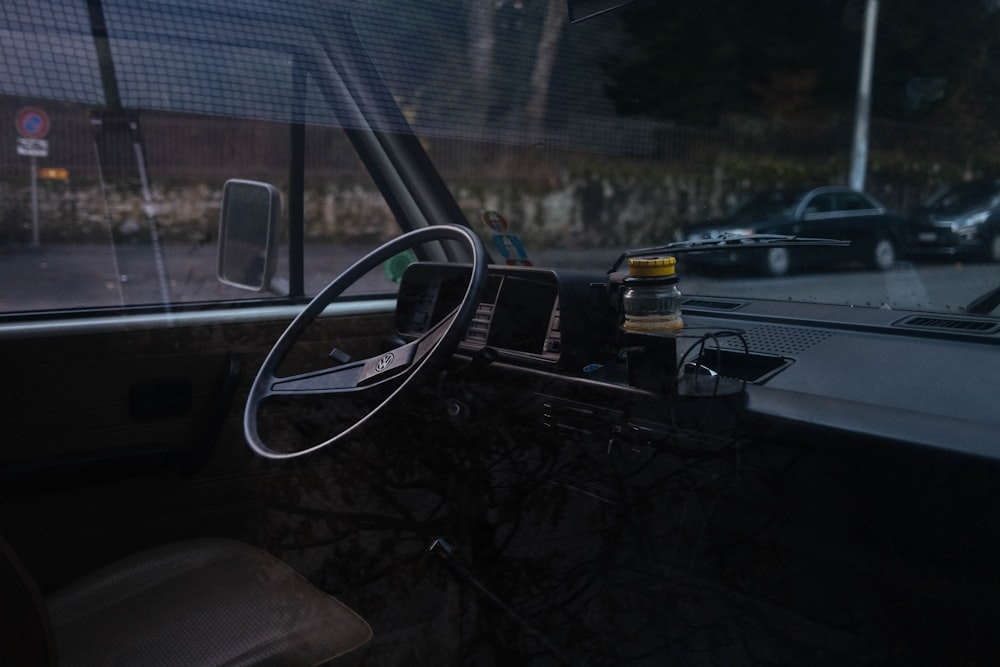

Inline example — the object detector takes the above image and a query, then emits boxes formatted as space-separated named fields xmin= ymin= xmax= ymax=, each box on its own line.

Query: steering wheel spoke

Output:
xmin=265 ymin=305 xmax=456 ymax=398
xmin=267 ymin=360 xmax=369 ymax=396
xmin=356 ymin=308 xmax=455 ymax=386
xmin=244 ymin=225 xmax=486 ymax=459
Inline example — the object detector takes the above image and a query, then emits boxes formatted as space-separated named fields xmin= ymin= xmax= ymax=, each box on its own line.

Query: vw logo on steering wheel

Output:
xmin=374 ymin=352 xmax=395 ymax=373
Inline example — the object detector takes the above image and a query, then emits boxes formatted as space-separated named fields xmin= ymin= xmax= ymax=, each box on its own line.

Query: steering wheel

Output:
xmin=244 ymin=224 xmax=487 ymax=459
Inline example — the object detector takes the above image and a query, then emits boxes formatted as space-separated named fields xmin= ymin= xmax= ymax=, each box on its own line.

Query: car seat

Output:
xmin=1 ymin=535 xmax=371 ymax=666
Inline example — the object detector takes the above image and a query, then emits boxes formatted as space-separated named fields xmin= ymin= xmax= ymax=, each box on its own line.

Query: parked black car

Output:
xmin=904 ymin=178 xmax=1000 ymax=262
xmin=680 ymin=186 xmax=906 ymax=276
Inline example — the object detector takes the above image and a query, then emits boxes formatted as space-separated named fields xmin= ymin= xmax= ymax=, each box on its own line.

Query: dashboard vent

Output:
xmin=682 ymin=298 xmax=747 ymax=311
xmin=464 ymin=304 xmax=493 ymax=346
xmin=893 ymin=314 xmax=1000 ymax=335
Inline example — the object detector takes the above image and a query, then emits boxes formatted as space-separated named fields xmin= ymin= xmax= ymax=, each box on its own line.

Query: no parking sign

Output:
xmin=15 ymin=106 xmax=50 ymax=157
xmin=16 ymin=107 xmax=50 ymax=138
xmin=16 ymin=106 xmax=52 ymax=246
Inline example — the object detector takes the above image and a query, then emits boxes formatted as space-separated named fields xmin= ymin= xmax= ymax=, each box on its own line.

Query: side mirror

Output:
xmin=217 ymin=179 xmax=281 ymax=292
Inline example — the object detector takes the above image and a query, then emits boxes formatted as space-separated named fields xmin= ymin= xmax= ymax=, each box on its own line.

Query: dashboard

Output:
xmin=396 ymin=262 xmax=611 ymax=369
xmin=396 ymin=262 xmax=1000 ymax=460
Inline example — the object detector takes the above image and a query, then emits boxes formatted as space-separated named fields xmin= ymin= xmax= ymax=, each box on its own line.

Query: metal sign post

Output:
xmin=15 ymin=107 xmax=51 ymax=247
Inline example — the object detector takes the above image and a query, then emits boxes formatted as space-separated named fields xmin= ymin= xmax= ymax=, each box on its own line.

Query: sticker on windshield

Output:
xmin=482 ymin=210 xmax=532 ymax=266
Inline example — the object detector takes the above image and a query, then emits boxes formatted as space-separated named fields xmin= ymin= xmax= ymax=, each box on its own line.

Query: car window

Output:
xmin=347 ymin=1 xmax=1000 ymax=315
xmin=0 ymin=2 xmax=398 ymax=316
xmin=729 ymin=190 xmax=807 ymax=219
xmin=803 ymin=193 xmax=835 ymax=215
xmin=4 ymin=4 xmax=1000 ymax=667
xmin=835 ymin=192 xmax=877 ymax=211
xmin=4 ymin=0 xmax=1000 ymax=317
xmin=924 ymin=180 xmax=1000 ymax=211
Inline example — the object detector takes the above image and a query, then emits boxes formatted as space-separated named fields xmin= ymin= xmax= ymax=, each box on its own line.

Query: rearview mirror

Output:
xmin=217 ymin=179 xmax=280 ymax=292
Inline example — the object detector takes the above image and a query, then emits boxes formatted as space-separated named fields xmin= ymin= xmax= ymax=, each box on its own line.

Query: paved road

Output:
xmin=0 ymin=242 xmax=998 ymax=317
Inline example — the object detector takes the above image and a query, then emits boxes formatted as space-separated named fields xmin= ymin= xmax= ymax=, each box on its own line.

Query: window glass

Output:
xmin=836 ymin=192 xmax=875 ymax=211
xmin=804 ymin=194 xmax=835 ymax=214
xmin=924 ymin=180 xmax=1000 ymax=211
xmin=348 ymin=1 xmax=1000 ymax=314
xmin=0 ymin=2 xmax=397 ymax=315
xmin=0 ymin=101 xmax=394 ymax=313
xmin=301 ymin=123 xmax=397 ymax=296
xmin=0 ymin=2 xmax=103 ymax=105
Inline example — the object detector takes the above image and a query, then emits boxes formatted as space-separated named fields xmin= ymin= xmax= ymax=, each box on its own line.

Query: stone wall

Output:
xmin=0 ymin=156 xmax=979 ymax=248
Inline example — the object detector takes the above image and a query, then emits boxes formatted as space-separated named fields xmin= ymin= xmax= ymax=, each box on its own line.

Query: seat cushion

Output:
xmin=46 ymin=538 xmax=371 ymax=667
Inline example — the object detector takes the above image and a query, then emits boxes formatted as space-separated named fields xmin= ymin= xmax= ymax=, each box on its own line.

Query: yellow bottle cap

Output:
xmin=627 ymin=256 xmax=676 ymax=278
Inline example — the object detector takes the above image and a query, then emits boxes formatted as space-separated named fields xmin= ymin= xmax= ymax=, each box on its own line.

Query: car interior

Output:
xmin=3 ymin=1 xmax=1000 ymax=666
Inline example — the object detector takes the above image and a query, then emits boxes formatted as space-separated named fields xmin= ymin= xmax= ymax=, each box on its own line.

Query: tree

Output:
xmin=603 ymin=0 xmax=1000 ymax=128
xmin=524 ymin=0 xmax=567 ymax=135
xmin=466 ymin=2 xmax=498 ymax=128
xmin=602 ymin=1 xmax=841 ymax=124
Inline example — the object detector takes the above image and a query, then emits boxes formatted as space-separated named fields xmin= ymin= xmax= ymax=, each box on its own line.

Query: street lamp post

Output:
xmin=849 ymin=0 xmax=879 ymax=192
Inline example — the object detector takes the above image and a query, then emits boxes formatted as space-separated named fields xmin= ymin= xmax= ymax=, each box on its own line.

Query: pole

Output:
xmin=132 ymin=122 xmax=173 ymax=317
xmin=849 ymin=0 xmax=879 ymax=192
xmin=30 ymin=155 xmax=39 ymax=247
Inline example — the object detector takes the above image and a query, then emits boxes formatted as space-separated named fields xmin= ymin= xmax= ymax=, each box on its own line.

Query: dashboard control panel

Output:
xmin=396 ymin=263 xmax=564 ymax=365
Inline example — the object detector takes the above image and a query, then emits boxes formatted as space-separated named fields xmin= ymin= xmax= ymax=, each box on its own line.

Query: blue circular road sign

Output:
xmin=15 ymin=107 xmax=50 ymax=139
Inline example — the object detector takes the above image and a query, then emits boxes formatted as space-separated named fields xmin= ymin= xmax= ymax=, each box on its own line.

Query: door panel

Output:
xmin=0 ymin=305 xmax=395 ymax=590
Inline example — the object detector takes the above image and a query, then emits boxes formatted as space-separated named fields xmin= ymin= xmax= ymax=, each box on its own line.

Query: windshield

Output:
xmin=2 ymin=1 xmax=999 ymax=316
xmin=348 ymin=0 xmax=1000 ymax=314
xmin=924 ymin=180 xmax=1000 ymax=211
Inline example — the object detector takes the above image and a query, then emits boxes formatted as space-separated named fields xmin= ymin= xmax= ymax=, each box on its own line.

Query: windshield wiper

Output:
xmin=608 ymin=234 xmax=850 ymax=273
xmin=965 ymin=285 xmax=1000 ymax=316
